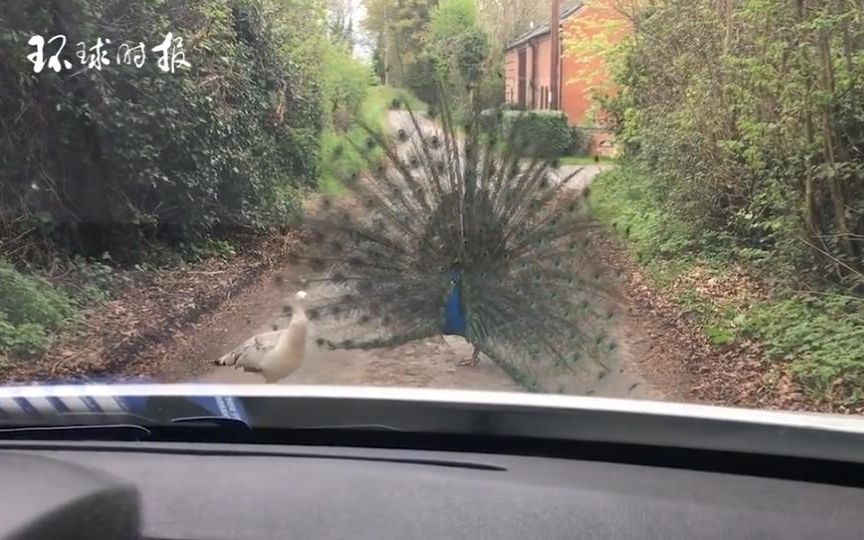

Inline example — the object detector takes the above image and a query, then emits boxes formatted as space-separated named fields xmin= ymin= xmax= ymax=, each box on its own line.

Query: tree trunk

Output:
xmin=798 ymin=0 xmax=821 ymax=241
xmin=816 ymin=28 xmax=853 ymax=260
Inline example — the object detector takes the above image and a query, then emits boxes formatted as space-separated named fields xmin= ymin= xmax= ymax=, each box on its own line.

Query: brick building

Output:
xmin=503 ymin=1 xmax=624 ymax=156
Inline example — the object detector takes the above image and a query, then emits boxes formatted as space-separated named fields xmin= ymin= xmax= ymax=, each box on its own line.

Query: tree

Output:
xmin=476 ymin=0 xmax=550 ymax=47
xmin=603 ymin=0 xmax=864 ymax=278
xmin=427 ymin=0 xmax=491 ymax=112
xmin=325 ymin=0 xmax=355 ymax=50
xmin=361 ymin=0 xmax=437 ymax=86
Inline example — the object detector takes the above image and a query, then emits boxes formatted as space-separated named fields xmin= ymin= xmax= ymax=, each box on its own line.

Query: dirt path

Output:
xmin=164 ymin=164 xmax=681 ymax=402
xmin=168 ymin=240 xmax=669 ymax=400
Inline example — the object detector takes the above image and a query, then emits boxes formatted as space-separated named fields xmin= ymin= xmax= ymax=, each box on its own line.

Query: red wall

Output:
xmin=561 ymin=1 xmax=628 ymax=155
xmin=504 ymin=36 xmax=554 ymax=110
xmin=504 ymin=48 xmax=517 ymax=104
xmin=504 ymin=1 xmax=629 ymax=156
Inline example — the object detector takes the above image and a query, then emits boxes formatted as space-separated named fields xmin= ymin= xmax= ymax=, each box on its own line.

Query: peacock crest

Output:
xmin=298 ymin=93 xmax=623 ymax=392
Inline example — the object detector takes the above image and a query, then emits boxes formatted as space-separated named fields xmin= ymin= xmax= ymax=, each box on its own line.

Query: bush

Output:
xmin=567 ymin=126 xmax=590 ymax=156
xmin=501 ymin=103 xmax=526 ymax=111
xmin=0 ymin=0 xmax=326 ymax=261
xmin=593 ymin=163 xmax=864 ymax=406
xmin=590 ymin=164 xmax=702 ymax=264
xmin=478 ymin=108 xmax=501 ymax=134
xmin=321 ymin=41 xmax=374 ymax=131
xmin=320 ymin=86 xmax=426 ymax=195
xmin=605 ymin=0 xmax=864 ymax=284
xmin=501 ymin=110 xmax=572 ymax=158
xmin=744 ymin=295 xmax=864 ymax=403
xmin=404 ymin=54 xmax=441 ymax=107
xmin=0 ymin=261 xmax=75 ymax=357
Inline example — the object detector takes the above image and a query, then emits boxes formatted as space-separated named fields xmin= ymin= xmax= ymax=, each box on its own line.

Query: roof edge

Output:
xmin=504 ymin=3 xmax=582 ymax=51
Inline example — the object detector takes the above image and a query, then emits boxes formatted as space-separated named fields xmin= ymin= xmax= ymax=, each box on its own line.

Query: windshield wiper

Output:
xmin=0 ymin=411 xmax=253 ymax=442
xmin=170 ymin=415 xmax=252 ymax=433
xmin=0 ymin=424 xmax=152 ymax=441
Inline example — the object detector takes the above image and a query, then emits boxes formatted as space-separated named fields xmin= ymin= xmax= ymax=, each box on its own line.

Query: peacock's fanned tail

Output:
xmin=300 ymin=92 xmax=623 ymax=392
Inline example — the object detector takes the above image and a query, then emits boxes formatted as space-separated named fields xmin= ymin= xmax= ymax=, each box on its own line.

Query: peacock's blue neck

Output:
xmin=442 ymin=269 xmax=468 ymax=337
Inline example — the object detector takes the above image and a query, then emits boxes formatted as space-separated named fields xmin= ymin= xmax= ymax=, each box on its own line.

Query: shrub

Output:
xmin=0 ymin=0 xmax=325 ymax=261
xmin=501 ymin=110 xmax=572 ymax=158
xmin=321 ymin=41 xmax=374 ymax=131
xmin=604 ymin=0 xmax=864 ymax=284
xmin=0 ymin=261 xmax=75 ymax=357
xmin=743 ymin=295 xmax=864 ymax=403
xmin=567 ymin=126 xmax=590 ymax=156
xmin=501 ymin=103 xmax=526 ymax=111
xmin=478 ymin=108 xmax=501 ymax=134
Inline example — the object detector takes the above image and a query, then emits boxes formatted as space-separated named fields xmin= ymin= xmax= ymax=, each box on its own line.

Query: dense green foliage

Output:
xmin=0 ymin=260 xmax=74 ymax=357
xmin=0 ymin=0 xmax=368 ymax=364
xmin=319 ymin=41 xmax=375 ymax=195
xmin=745 ymin=295 xmax=864 ymax=404
xmin=322 ymin=86 xmax=427 ymax=195
xmin=502 ymin=110 xmax=576 ymax=158
xmin=567 ymin=126 xmax=590 ymax=156
xmin=605 ymin=0 xmax=864 ymax=288
xmin=364 ymin=0 xmax=499 ymax=114
xmin=592 ymin=0 xmax=864 ymax=405
xmin=593 ymin=163 xmax=864 ymax=405
xmin=363 ymin=0 xmax=437 ymax=88
xmin=321 ymin=42 xmax=374 ymax=132
xmin=1 ymin=0 xmax=328 ymax=262
xmin=427 ymin=0 xmax=491 ymax=116
xmin=480 ymin=108 xmax=590 ymax=158
xmin=590 ymin=165 xmax=700 ymax=266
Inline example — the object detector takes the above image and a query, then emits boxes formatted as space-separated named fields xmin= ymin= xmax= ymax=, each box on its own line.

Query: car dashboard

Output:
xmin=2 ymin=387 xmax=864 ymax=539
xmin=3 ymin=439 xmax=864 ymax=540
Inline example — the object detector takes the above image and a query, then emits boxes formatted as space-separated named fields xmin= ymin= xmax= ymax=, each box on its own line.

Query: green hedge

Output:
xmin=567 ymin=125 xmax=590 ymax=156
xmin=504 ymin=111 xmax=571 ymax=158
xmin=478 ymin=109 xmax=587 ymax=158
xmin=479 ymin=110 xmax=582 ymax=158
xmin=0 ymin=0 xmax=326 ymax=261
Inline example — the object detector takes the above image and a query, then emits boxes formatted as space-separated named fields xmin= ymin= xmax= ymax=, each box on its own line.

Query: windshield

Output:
xmin=1 ymin=0 xmax=863 ymax=426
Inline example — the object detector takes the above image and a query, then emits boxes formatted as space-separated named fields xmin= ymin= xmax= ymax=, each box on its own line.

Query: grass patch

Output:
xmin=590 ymin=162 xmax=864 ymax=406
xmin=321 ymin=86 xmax=427 ymax=195
xmin=0 ymin=260 xmax=76 ymax=360
xmin=361 ymin=86 xmax=428 ymax=133
xmin=743 ymin=294 xmax=864 ymax=405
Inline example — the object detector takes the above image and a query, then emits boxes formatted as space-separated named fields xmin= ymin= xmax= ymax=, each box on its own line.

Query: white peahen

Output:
xmin=214 ymin=290 xmax=308 ymax=383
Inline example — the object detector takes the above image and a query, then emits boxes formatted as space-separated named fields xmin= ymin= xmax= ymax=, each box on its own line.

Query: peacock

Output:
xmin=298 ymin=94 xmax=622 ymax=392
xmin=214 ymin=290 xmax=308 ymax=383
